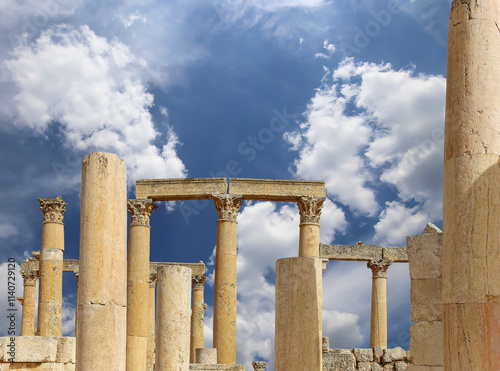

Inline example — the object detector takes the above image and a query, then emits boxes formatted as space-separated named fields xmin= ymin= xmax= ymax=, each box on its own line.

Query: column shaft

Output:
xmin=443 ymin=1 xmax=500 ymax=369
xmin=190 ymin=275 xmax=208 ymax=363
xmin=77 ymin=152 xmax=127 ymax=371
xmin=367 ymin=259 xmax=392 ymax=348
xmin=38 ymin=196 xmax=66 ymax=337
xmin=155 ymin=265 xmax=192 ymax=371
xmin=127 ymin=200 xmax=156 ymax=371
xmin=213 ymin=194 xmax=241 ymax=365
xmin=20 ymin=271 xmax=37 ymax=336
xmin=146 ymin=278 xmax=156 ymax=371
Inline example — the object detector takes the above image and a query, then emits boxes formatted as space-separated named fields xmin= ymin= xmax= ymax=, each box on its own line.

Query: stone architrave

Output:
xmin=297 ymin=197 xmax=325 ymax=257
xmin=37 ymin=196 xmax=66 ymax=337
xmin=155 ymin=265 xmax=192 ymax=371
xmin=77 ymin=152 xmax=127 ymax=371
xmin=20 ymin=270 xmax=37 ymax=336
xmin=146 ymin=275 xmax=157 ymax=371
xmin=212 ymin=194 xmax=242 ymax=365
xmin=443 ymin=1 xmax=500 ymax=369
xmin=367 ymin=259 xmax=392 ymax=348
xmin=190 ymin=275 xmax=208 ymax=363
xmin=275 ymin=257 xmax=322 ymax=371
xmin=126 ymin=199 xmax=157 ymax=371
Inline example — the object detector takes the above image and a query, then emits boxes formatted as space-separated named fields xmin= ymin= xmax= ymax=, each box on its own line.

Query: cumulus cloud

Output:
xmin=287 ymin=57 xmax=446 ymax=245
xmin=3 ymin=25 xmax=187 ymax=184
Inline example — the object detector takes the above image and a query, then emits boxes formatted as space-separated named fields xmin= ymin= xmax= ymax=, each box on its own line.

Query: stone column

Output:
xmin=212 ymin=194 xmax=242 ymax=364
xmin=74 ymin=269 xmax=79 ymax=338
xmin=297 ymin=197 xmax=325 ymax=257
xmin=146 ymin=275 xmax=156 ymax=371
xmin=126 ymin=199 xmax=157 ymax=371
xmin=275 ymin=257 xmax=322 ymax=371
xmin=77 ymin=152 xmax=127 ymax=371
xmin=37 ymin=196 xmax=66 ymax=337
xmin=20 ymin=270 xmax=37 ymax=336
xmin=190 ymin=275 xmax=208 ymax=363
xmin=443 ymin=1 xmax=500 ymax=369
xmin=367 ymin=259 xmax=392 ymax=348
xmin=155 ymin=265 xmax=192 ymax=371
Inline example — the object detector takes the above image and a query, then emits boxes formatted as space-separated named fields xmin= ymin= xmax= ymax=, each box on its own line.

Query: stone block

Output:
xmin=189 ymin=366 xmax=245 ymax=370
xmin=136 ymin=178 xmax=228 ymax=201
xmin=394 ymin=362 xmax=408 ymax=371
xmin=320 ymin=244 xmax=383 ymax=261
xmin=55 ymin=337 xmax=75 ymax=363
xmin=322 ymin=337 xmax=330 ymax=353
xmin=0 ymin=336 xmax=58 ymax=363
xmin=373 ymin=347 xmax=384 ymax=363
xmin=406 ymin=367 xmax=443 ymax=371
xmin=407 ymin=233 xmax=442 ymax=280
xmin=382 ymin=347 xmax=407 ymax=363
xmin=372 ymin=363 xmax=384 ymax=371
xmin=150 ymin=262 xmax=205 ymax=278
xmin=357 ymin=362 xmax=371 ymax=371
xmin=410 ymin=278 xmax=442 ymax=321
xmin=229 ymin=178 xmax=325 ymax=201
xmin=409 ymin=322 xmax=443 ymax=366
xmin=352 ymin=348 xmax=373 ymax=362
xmin=383 ymin=364 xmax=394 ymax=370
xmin=383 ymin=248 xmax=408 ymax=262
xmin=322 ymin=350 xmax=355 ymax=371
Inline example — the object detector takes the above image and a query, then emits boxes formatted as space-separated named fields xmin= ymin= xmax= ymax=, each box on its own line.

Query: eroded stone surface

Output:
xmin=136 ymin=178 xmax=228 ymax=201
xmin=320 ymin=244 xmax=383 ymax=261
xmin=229 ymin=178 xmax=325 ymax=201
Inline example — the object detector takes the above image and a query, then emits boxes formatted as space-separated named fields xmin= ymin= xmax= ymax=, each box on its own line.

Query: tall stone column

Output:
xmin=297 ymin=197 xmax=325 ymax=257
xmin=146 ymin=275 xmax=157 ymax=371
xmin=74 ymin=269 xmax=79 ymax=338
xmin=212 ymin=194 xmax=242 ymax=364
xmin=38 ymin=196 xmax=66 ymax=337
xmin=190 ymin=275 xmax=208 ymax=363
xmin=77 ymin=152 xmax=127 ymax=371
xmin=127 ymin=199 xmax=157 ymax=371
xmin=443 ymin=1 xmax=500 ymax=369
xmin=155 ymin=265 xmax=192 ymax=371
xmin=367 ymin=259 xmax=392 ymax=348
xmin=20 ymin=270 xmax=37 ymax=336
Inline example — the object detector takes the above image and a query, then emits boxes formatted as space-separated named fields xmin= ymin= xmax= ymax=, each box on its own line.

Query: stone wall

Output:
xmin=323 ymin=347 xmax=411 ymax=370
xmin=407 ymin=224 xmax=443 ymax=370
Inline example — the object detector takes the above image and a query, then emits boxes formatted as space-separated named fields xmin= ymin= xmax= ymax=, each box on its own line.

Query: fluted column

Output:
xmin=146 ymin=275 xmax=157 ymax=371
xmin=38 ymin=196 xmax=66 ymax=337
xmin=297 ymin=197 xmax=325 ymax=257
xmin=20 ymin=270 xmax=37 ymax=336
xmin=190 ymin=275 xmax=208 ymax=363
xmin=367 ymin=259 xmax=392 ymax=348
xmin=77 ymin=152 xmax=127 ymax=371
xmin=443 ymin=1 xmax=500 ymax=369
xmin=213 ymin=194 xmax=242 ymax=364
xmin=127 ymin=199 xmax=157 ymax=371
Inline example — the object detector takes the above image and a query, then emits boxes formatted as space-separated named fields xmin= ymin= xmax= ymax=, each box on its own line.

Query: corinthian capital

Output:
xmin=367 ymin=259 xmax=393 ymax=278
xmin=20 ymin=269 xmax=38 ymax=286
xmin=38 ymin=196 xmax=67 ymax=223
xmin=192 ymin=275 xmax=208 ymax=290
xmin=127 ymin=199 xmax=157 ymax=227
xmin=297 ymin=196 xmax=325 ymax=225
xmin=213 ymin=194 xmax=242 ymax=221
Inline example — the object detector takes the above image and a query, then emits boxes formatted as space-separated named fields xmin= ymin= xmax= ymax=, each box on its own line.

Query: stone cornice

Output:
xmin=38 ymin=196 xmax=67 ymax=223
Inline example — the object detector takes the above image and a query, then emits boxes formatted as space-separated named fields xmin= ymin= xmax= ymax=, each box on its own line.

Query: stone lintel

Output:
xmin=229 ymin=178 xmax=325 ymax=201
xmin=382 ymin=247 xmax=409 ymax=262
xmin=136 ymin=178 xmax=228 ymax=201
xmin=150 ymin=262 xmax=205 ymax=278
xmin=320 ymin=243 xmax=383 ymax=261
xmin=189 ymin=365 xmax=246 ymax=370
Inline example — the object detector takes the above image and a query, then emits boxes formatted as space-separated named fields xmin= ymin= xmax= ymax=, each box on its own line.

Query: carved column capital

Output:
xmin=367 ymin=259 xmax=393 ymax=278
xmin=21 ymin=269 xmax=38 ymax=286
xmin=252 ymin=361 xmax=267 ymax=371
xmin=38 ymin=196 xmax=67 ymax=223
xmin=297 ymin=196 xmax=325 ymax=225
xmin=192 ymin=275 xmax=208 ymax=290
xmin=127 ymin=199 xmax=157 ymax=227
xmin=213 ymin=194 xmax=242 ymax=221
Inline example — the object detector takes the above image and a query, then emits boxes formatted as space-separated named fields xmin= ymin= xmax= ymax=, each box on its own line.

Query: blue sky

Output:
xmin=0 ymin=0 xmax=451 ymax=368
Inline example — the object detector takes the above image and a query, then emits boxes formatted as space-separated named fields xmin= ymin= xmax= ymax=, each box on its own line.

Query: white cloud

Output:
xmin=3 ymin=25 xmax=187 ymax=184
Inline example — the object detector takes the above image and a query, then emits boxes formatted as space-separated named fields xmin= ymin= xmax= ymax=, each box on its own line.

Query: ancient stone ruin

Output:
xmin=1 ymin=0 xmax=499 ymax=370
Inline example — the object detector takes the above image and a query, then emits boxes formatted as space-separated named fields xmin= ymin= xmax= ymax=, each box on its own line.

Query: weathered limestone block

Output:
xmin=406 ymin=367 xmax=443 ymax=371
xmin=382 ymin=247 xmax=408 ymax=262
xmin=229 ymin=178 xmax=325 ymax=201
xmin=382 ymin=347 xmax=407 ymax=363
xmin=394 ymin=361 xmax=408 ymax=371
xmin=322 ymin=337 xmax=330 ymax=353
xmin=373 ymin=346 xmax=384 ymax=363
xmin=357 ymin=362 xmax=371 ymax=371
xmin=196 ymin=348 xmax=217 ymax=364
xmin=320 ymin=243 xmax=383 ymax=261
xmin=136 ymin=178 xmax=228 ymax=201
xmin=151 ymin=262 xmax=206 ymax=277
xmin=407 ymin=233 xmax=442 ymax=280
xmin=276 ymin=257 xmax=322 ymax=371
xmin=0 ymin=336 xmax=57 ymax=362
xmin=252 ymin=361 xmax=266 ymax=371
xmin=383 ymin=364 xmax=394 ymax=370
xmin=322 ymin=350 xmax=355 ymax=371
xmin=55 ymin=337 xmax=76 ymax=364
xmin=10 ymin=363 xmax=75 ymax=370
xmin=410 ymin=322 xmax=443 ymax=366
xmin=352 ymin=348 xmax=373 ymax=362
xmin=372 ymin=363 xmax=384 ymax=371
xmin=188 ymin=365 xmax=245 ymax=371
xmin=410 ymin=278 xmax=442 ymax=321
